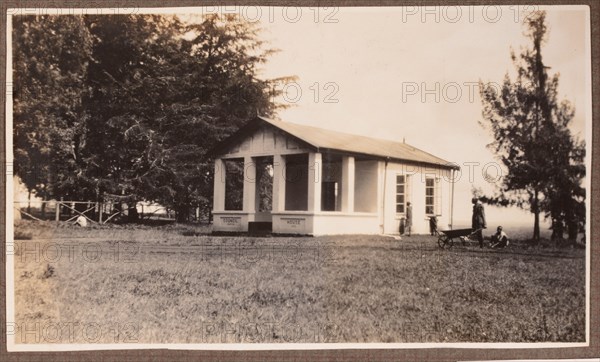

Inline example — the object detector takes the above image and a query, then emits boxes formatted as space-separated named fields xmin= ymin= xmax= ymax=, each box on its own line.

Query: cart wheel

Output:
xmin=447 ymin=238 xmax=454 ymax=248
xmin=438 ymin=235 xmax=449 ymax=248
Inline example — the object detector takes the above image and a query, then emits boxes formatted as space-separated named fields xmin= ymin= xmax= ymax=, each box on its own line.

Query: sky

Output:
xmin=251 ymin=5 xmax=590 ymax=229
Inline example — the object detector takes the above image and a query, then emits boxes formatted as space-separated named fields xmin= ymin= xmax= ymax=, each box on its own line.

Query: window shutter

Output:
xmin=405 ymin=175 xmax=410 ymax=206
xmin=435 ymin=177 xmax=442 ymax=216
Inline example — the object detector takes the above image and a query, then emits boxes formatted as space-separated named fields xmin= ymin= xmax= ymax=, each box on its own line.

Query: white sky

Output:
xmin=253 ymin=5 xmax=590 ymax=229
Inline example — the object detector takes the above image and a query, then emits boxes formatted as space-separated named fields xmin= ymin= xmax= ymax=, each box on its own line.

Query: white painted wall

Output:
xmin=213 ymin=126 xmax=456 ymax=236
xmin=312 ymin=212 xmax=380 ymax=235
xmin=213 ymin=125 xmax=313 ymax=233
xmin=219 ymin=126 xmax=311 ymax=159
xmin=213 ymin=211 xmax=253 ymax=232
xmin=382 ymin=162 xmax=453 ymax=235
xmin=272 ymin=212 xmax=314 ymax=234
xmin=354 ymin=160 xmax=378 ymax=213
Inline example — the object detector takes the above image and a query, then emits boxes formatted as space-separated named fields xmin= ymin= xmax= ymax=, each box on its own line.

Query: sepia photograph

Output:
xmin=3 ymin=3 xmax=593 ymax=354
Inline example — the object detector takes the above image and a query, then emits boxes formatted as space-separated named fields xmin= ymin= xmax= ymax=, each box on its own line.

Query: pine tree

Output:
xmin=13 ymin=15 xmax=93 ymax=206
xmin=14 ymin=14 xmax=290 ymax=222
xmin=479 ymin=11 xmax=585 ymax=242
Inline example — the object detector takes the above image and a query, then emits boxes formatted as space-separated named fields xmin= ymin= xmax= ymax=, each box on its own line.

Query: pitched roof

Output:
xmin=212 ymin=116 xmax=459 ymax=170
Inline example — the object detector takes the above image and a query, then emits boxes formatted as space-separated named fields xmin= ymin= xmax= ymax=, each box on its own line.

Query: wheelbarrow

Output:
xmin=437 ymin=228 xmax=484 ymax=249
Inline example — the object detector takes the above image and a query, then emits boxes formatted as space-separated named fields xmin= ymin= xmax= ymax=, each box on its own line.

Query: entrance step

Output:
xmin=248 ymin=222 xmax=273 ymax=236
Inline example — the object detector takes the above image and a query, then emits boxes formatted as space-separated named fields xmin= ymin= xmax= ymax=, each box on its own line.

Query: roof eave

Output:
xmin=318 ymin=147 xmax=460 ymax=171
xmin=208 ymin=116 xmax=319 ymax=158
xmin=209 ymin=117 xmax=461 ymax=172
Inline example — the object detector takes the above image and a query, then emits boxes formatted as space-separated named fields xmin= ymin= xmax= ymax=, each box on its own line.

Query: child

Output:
xmin=490 ymin=226 xmax=509 ymax=248
xmin=75 ymin=215 xmax=88 ymax=227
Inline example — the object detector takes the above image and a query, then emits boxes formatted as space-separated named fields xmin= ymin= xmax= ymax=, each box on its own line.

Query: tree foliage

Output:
xmin=13 ymin=14 xmax=289 ymax=221
xmin=13 ymin=15 xmax=93 ymax=201
xmin=479 ymin=11 xmax=585 ymax=242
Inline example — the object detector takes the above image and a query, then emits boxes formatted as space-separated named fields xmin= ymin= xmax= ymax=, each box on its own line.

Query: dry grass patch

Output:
xmin=12 ymin=221 xmax=586 ymax=344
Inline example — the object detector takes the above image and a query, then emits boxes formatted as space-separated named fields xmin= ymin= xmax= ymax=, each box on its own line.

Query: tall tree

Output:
xmin=142 ymin=14 xmax=283 ymax=221
xmin=81 ymin=14 xmax=187 ymax=218
xmin=13 ymin=15 xmax=93 ymax=204
xmin=14 ymin=14 xmax=290 ymax=222
xmin=479 ymin=11 xmax=585 ymax=242
xmin=82 ymin=14 xmax=285 ymax=221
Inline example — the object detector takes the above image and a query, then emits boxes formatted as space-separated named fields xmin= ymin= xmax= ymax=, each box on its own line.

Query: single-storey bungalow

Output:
xmin=210 ymin=116 xmax=460 ymax=235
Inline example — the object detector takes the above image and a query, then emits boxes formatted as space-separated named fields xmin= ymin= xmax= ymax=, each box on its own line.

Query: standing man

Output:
xmin=405 ymin=201 xmax=412 ymax=236
xmin=472 ymin=197 xmax=487 ymax=248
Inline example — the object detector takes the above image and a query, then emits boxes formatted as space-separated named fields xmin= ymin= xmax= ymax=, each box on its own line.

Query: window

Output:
xmin=425 ymin=178 xmax=435 ymax=215
xmin=425 ymin=177 xmax=441 ymax=215
xmin=396 ymin=175 xmax=406 ymax=213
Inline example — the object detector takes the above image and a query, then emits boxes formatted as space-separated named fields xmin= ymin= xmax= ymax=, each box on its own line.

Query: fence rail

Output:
xmin=13 ymin=200 xmax=175 ymax=224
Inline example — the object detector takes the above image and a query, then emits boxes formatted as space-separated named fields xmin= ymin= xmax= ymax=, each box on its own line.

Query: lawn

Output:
xmin=11 ymin=220 xmax=586 ymax=344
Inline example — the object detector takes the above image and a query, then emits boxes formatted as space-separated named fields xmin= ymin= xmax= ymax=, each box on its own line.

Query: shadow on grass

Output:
xmin=413 ymin=241 xmax=585 ymax=260
xmin=448 ymin=246 xmax=585 ymax=260
xmin=384 ymin=237 xmax=584 ymax=260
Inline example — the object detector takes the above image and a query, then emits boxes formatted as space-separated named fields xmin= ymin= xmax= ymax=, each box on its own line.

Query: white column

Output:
xmin=377 ymin=160 xmax=386 ymax=233
xmin=243 ymin=156 xmax=256 ymax=213
xmin=341 ymin=156 xmax=355 ymax=212
xmin=213 ymin=158 xmax=225 ymax=212
xmin=307 ymin=152 xmax=322 ymax=212
xmin=272 ymin=154 xmax=286 ymax=212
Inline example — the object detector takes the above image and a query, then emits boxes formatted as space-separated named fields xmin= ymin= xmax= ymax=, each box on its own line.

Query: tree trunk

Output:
xmin=41 ymin=198 xmax=47 ymax=219
xmin=127 ymin=202 xmax=139 ymax=223
xmin=551 ymin=218 xmax=563 ymax=241
xmin=175 ymin=205 xmax=190 ymax=223
xmin=27 ymin=190 xmax=31 ymax=214
xmin=567 ymin=219 xmax=578 ymax=242
xmin=532 ymin=191 xmax=540 ymax=242
xmin=533 ymin=210 xmax=540 ymax=242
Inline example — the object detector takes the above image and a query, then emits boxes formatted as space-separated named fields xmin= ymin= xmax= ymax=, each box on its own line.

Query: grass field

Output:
xmin=11 ymin=220 xmax=586 ymax=344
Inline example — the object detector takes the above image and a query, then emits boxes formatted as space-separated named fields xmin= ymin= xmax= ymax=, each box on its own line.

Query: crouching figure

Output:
xmin=490 ymin=226 xmax=509 ymax=248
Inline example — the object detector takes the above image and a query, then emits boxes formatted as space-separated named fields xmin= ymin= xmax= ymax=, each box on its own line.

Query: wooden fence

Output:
xmin=13 ymin=200 xmax=173 ymax=224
